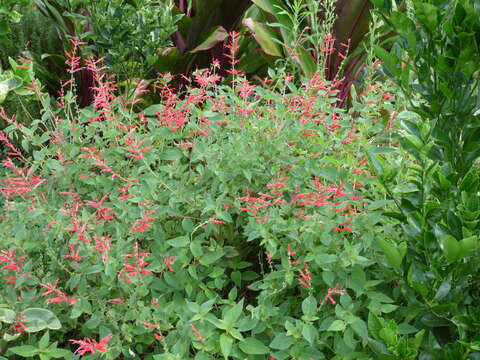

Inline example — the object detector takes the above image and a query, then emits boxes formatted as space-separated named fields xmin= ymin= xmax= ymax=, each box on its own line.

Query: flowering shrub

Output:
xmin=0 ymin=35 xmax=428 ymax=359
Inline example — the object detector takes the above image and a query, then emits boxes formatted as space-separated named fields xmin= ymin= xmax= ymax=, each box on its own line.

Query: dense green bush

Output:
xmin=369 ymin=0 xmax=480 ymax=355
xmin=0 ymin=38 xmax=428 ymax=358
xmin=1 ymin=1 xmax=479 ymax=359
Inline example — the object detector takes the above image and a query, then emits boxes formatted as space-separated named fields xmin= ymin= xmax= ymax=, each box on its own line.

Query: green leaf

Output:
xmin=199 ymin=250 xmax=224 ymax=265
xmin=302 ymin=323 xmax=317 ymax=344
xmin=38 ymin=331 xmax=50 ymax=349
xmin=374 ymin=237 xmax=406 ymax=270
xmin=239 ymin=337 xmax=269 ymax=355
xmin=368 ymin=312 xmax=384 ymax=340
xmin=295 ymin=46 xmax=316 ymax=77
xmin=9 ymin=345 xmax=38 ymax=357
xmin=46 ymin=347 xmax=73 ymax=358
xmin=459 ymin=236 xmax=478 ymax=258
xmin=328 ymin=320 xmax=346 ymax=332
xmin=366 ymin=150 xmax=384 ymax=177
xmin=167 ymin=236 xmax=189 ymax=248
xmin=269 ymin=333 xmax=293 ymax=350
xmin=433 ymin=275 xmax=452 ymax=301
xmin=441 ymin=235 xmax=461 ymax=261
xmin=413 ymin=329 xmax=425 ymax=350
xmin=373 ymin=45 xmax=400 ymax=77
xmin=223 ymin=299 xmax=244 ymax=326
xmin=190 ymin=26 xmax=228 ymax=53
xmin=219 ymin=333 xmax=233 ymax=359
xmin=242 ymin=18 xmax=283 ymax=57
xmin=301 ymin=296 xmax=317 ymax=318
xmin=142 ymin=104 xmax=163 ymax=116
xmin=351 ymin=318 xmax=369 ymax=342
xmin=414 ymin=2 xmax=438 ymax=31
xmin=0 ymin=308 xmax=15 ymax=323
xmin=22 ymin=308 xmax=61 ymax=332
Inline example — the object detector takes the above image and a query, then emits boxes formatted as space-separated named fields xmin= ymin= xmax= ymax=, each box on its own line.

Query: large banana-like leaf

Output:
xmin=166 ymin=0 xmax=252 ymax=75
xmin=251 ymin=0 xmax=294 ymax=44
xmin=326 ymin=0 xmax=373 ymax=80
xmin=243 ymin=18 xmax=283 ymax=57
xmin=190 ymin=26 xmax=229 ymax=53
xmin=242 ymin=0 xmax=404 ymax=107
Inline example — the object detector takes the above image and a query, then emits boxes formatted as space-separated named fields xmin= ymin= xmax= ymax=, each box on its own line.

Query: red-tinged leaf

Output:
xmin=190 ymin=26 xmax=228 ymax=53
xmin=242 ymin=18 xmax=283 ymax=57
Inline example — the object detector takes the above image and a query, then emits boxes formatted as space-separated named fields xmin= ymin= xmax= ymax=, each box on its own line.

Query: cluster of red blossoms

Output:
xmin=118 ymin=243 xmax=154 ymax=284
xmin=39 ymin=279 xmax=76 ymax=305
xmin=70 ymin=335 xmax=112 ymax=355
xmin=0 ymin=249 xmax=29 ymax=285
xmin=237 ymin=174 xmax=363 ymax=232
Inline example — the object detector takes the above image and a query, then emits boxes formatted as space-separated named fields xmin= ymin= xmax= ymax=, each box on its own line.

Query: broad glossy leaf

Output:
xmin=374 ymin=237 xmax=405 ymax=270
xmin=441 ymin=235 xmax=460 ymax=261
xmin=22 ymin=308 xmax=61 ymax=332
xmin=0 ymin=308 xmax=15 ymax=323
xmin=190 ymin=26 xmax=228 ymax=53
xmin=243 ymin=18 xmax=283 ymax=57
xmin=459 ymin=236 xmax=478 ymax=258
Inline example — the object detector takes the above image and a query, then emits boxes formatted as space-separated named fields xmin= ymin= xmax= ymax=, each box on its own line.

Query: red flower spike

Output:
xmin=70 ymin=335 xmax=112 ymax=355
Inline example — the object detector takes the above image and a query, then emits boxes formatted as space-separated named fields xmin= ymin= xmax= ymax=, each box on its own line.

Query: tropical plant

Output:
xmin=242 ymin=0 xmax=402 ymax=107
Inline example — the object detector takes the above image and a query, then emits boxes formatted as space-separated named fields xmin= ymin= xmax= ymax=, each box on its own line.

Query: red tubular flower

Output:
xmin=13 ymin=321 xmax=28 ymax=333
xmin=70 ymin=335 xmax=112 ymax=355
xmin=191 ymin=324 xmax=205 ymax=342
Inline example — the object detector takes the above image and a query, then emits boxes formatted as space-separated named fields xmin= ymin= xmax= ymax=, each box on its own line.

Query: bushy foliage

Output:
xmin=0 ymin=36 xmax=429 ymax=359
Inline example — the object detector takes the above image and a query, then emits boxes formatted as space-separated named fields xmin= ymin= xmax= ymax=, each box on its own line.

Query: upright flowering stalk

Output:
xmin=70 ymin=335 xmax=112 ymax=355
xmin=129 ymin=208 xmax=157 ymax=233
xmin=323 ymin=283 xmax=346 ymax=305
xmin=224 ymin=31 xmax=243 ymax=89
xmin=0 ymin=250 xmax=29 ymax=285
xmin=39 ymin=279 xmax=76 ymax=305
xmin=84 ymin=57 xmax=118 ymax=122
xmin=91 ymin=235 xmax=111 ymax=262
xmin=118 ymin=243 xmax=153 ymax=284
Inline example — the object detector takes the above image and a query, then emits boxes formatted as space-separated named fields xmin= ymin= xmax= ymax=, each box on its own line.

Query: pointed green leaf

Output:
xmin=38 ymin=331 xmax=50 ymax=349
xmin=374 ymin=237 xmax=404 ymax=270
xmin=366 ymin=150 xmax=384 ymax=177
xmin=220 ymin=333 xmax=233 ymax=359
xmin=9 ymin=345 xmax=38 ymax=357
xmin=190 ymin=26 xmax=228 ymax=53
xmin=295 ymin=46 xmax=317 ymax=77
xmin=442 ymin=235 xmax=460 ymax=261
xmin=459 ymin=236 xmax=478 ymax=258
xmin=239 ymin=337 xmax=269 ymax=355
xmin=328 ymin=320 xmax=346 ymax=332
xmin=223 ymin=299 xmax=244 ymax=326
xmin=243 ymin=18 xmax=283 ymax=57
xmin=269 ymin=333 xmax=293 ymax=350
